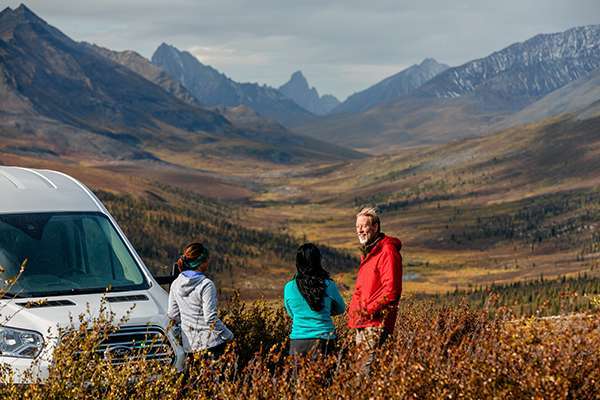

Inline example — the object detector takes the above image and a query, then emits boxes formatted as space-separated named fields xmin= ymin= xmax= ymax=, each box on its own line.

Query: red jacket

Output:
xmin=348 ymin=234 xmax=402 ymax=333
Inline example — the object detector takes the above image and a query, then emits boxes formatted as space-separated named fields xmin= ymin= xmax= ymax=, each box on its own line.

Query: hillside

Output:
xmin=296 ymin=94 xmax=502 ymax=152
xmin=496 ymin=67 xmax=600 ymax=129
xmin=0 ymin=144 xmax=357 ymax=298
xmin=251 ymin=111 xmax=600 ymax=293
xmin=98 ymin=186 xmax=357 ymax=298
xmin=0 ymin=5 xmax=226 ymax=161
xmin=0 ymin=5 xmax=361 ymax=171
xmin=81 ymin=42 xmax=201 ymax=107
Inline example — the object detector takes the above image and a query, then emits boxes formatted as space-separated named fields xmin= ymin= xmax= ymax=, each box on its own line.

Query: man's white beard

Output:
xmin=358 ymin=235 xmax=369 ymax=245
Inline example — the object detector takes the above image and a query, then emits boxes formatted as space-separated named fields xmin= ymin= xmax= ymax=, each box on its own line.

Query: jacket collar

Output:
xmin=360 ymin=233 xmax=385 ymax=264
xmin=182 ymin=270 xmax=205 ymax=279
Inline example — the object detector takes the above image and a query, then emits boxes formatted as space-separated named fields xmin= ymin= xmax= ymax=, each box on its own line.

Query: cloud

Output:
xmin=189 ymin=46 xmax=270 ymax=68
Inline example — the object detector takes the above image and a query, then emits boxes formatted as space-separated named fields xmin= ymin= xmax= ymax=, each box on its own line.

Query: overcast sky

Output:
xmin=6 ymin=1 xmax=600 ymax=100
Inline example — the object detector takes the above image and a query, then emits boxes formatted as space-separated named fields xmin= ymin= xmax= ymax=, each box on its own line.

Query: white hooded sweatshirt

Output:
xmin=167 ymin=271 xmax=233 ymax=352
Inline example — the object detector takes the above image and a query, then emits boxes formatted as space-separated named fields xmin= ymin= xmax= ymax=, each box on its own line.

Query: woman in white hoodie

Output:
xmin=167 ymin=243 xmax=233 ymax=359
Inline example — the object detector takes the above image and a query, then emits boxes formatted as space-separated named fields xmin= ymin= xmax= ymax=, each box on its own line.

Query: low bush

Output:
xmin=1 ymin=296 xmax=599 ymax=399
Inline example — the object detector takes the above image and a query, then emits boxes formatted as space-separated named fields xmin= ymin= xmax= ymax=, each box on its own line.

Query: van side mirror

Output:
xmin=154 ymin=275 xmax=177 ymax=285
xmin=153 ymin=263 xmax=179 ymax=285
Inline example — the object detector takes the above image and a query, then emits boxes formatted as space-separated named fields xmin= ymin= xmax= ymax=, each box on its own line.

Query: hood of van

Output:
xmin=0 ymin=289 xmax=169 ymax=339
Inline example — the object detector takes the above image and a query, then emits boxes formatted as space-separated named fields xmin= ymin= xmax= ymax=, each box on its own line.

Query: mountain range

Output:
xmin=0 ymin=5 xmax=360 ymax=166
xmin=296 ymin=24 xmax=600 ymax=151
xmin=2 ymin=4 xmax=599 ymax=163
xmin=278 ymin=71 xmax=339 ymax=115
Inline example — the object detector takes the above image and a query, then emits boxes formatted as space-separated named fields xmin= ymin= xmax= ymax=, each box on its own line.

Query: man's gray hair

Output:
xmin=356 ymin=207 xmax=381 ymax=230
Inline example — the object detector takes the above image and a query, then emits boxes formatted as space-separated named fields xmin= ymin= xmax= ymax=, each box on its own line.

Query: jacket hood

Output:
xmin=177 ymin=271 xmax=207 ymax=297
xmin=360 ymin=233 xmax=402 ymax=263
xmin=381 ymin=234 xmax=402 ymax=251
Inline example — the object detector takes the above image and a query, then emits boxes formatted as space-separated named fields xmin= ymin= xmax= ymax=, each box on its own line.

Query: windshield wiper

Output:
xmin=1 ymin=292 xmax=25 ymax=299
xmin=3 ymin=285 xmax=148 ymax=299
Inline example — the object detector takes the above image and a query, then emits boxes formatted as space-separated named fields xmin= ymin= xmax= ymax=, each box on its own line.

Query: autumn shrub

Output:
xmin=1 ymin=297 xmax=599 ymax=399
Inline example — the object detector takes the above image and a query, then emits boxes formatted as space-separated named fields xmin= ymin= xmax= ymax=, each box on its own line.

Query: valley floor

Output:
xmin=2 ymin=114 xmax=599 ymax=298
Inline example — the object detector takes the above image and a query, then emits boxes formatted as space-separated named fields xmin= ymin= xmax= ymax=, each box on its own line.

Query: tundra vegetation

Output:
xmin=1 ymin=286 xmax=599 ymax=399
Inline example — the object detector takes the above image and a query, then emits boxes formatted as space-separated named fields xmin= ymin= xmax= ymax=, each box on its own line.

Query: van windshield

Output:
xmin=0 ymin=212 xmax=150 ymax=298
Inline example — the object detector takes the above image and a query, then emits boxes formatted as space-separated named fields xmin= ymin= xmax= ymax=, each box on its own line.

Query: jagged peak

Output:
xmin=154 ymin=42 xmax=181 ymax=56
xmin=284 ymin=70 xmax=310 ymax=90
xmin=420 ymin=57 xmax=440 ymax=66
xmin=157 ymin=42 xmax=175 ymax=51
xmin=15 ymin=4 xmax=34 ymax=13
xmin=10 ymin=4 xmax=46 ymax=24
xmin=290 ymin=70 xmax=306 ymax=80
xmin=0 ymin=4 xmax=76 ymax=47
xmin=152 ymin=42 xmax=185 ymax=63
xmin=0 ymin=6 xmax=13 ymax=17
xmin=154 ymin=43 xmax=205 ymax=64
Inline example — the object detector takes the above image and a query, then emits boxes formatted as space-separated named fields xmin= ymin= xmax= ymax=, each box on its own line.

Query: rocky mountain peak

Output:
xmin=153 ymin=42 xmax=184 ymax=63
xmin=419 ymin=58 xmax=444 ymax=69
xmin=0 ymin=3 xmax=73 ymax=45
xmin=420 ymin=57 xmax=437 ymax=65
xmin=1 ymin=4 xmax=45 ymax=26
xmin=278 ymin=71 xmax=339 ymax=115
xmin=0 ymin=6 xmax=13 ymax=19
xmin=289 ymin=70 xmax=309 ymax=87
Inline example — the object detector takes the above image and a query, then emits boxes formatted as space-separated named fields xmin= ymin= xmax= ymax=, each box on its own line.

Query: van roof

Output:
xmin=0 ymin=166 xmax=105 ymax=214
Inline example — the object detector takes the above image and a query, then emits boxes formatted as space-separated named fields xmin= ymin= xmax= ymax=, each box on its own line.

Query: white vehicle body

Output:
xmin=0 ymin=166 xmax=184 ymax=382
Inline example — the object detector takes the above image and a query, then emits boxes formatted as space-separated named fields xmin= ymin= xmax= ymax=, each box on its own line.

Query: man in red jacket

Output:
xmin=348 ymin=207 xmax=402 ymax=370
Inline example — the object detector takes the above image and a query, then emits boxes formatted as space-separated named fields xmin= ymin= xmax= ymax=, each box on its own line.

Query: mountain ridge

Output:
xmin=332 ymin=58 xmax=449 ymax=114
xmin=82 ymin=42 xmax=202 ymax=107
xmin=296 ymin=25 xmax=600 ymax=151
xmin=151 ymin=43 xmax=317 ymax=127
xmin=417 ymin=25 xmax=600 ymax=105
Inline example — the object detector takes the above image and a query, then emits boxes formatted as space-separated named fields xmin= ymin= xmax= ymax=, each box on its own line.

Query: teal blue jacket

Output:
xmin=284 ymin=278 xmax=346 ymax=340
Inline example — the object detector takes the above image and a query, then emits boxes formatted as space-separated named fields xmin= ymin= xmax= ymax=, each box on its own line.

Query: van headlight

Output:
xmin=0 ymin=326 xmax=44 ymax=358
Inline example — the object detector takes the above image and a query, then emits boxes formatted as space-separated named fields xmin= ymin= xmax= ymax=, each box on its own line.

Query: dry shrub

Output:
xmin=1 ymin=297 xmax=599 ymax=399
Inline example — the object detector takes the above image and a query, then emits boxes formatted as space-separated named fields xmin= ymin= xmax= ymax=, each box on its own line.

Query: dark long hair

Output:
xmin=295 ymin=243 xmax=330 ymax=312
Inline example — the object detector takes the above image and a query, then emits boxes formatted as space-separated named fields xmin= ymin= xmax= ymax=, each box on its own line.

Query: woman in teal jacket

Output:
xmin=284 ymin=243 xmax=346 ymax=356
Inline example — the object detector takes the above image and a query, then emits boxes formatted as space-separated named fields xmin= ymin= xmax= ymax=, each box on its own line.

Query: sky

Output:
xmin=5 ymin=1 xmax=600 ymax=100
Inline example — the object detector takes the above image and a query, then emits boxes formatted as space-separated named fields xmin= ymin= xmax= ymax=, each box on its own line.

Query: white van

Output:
xmin=0 ymin=166 xmax=185 ymax=382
